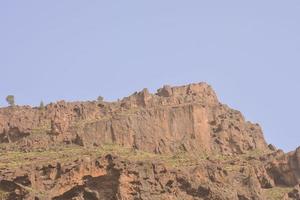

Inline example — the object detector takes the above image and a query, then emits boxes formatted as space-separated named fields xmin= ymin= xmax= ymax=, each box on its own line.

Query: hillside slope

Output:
xmin=0 ymin=83 xmax=299 ymax=200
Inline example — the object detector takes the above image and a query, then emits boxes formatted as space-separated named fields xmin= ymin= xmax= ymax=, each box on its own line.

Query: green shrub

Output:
xmin=6 ymin=95 xmax=15 ymax=106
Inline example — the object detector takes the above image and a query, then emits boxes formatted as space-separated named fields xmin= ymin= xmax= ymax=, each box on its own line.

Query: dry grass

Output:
xmin=263 ymin=187 xmax=292 ymax=200
xmin=0 ymin=144 xmax=272 ymax=170
xmin=0 ymin=189 xmax=9 ymax=200
xmin=0 ymin=146 xmax=89 ymax=168
xmin=0 ymin=144 xmax=206 ymax=169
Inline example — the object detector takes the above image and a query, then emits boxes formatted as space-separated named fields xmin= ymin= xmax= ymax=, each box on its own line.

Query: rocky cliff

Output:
xmin=0 ymin=83 xmax=299 ymax=200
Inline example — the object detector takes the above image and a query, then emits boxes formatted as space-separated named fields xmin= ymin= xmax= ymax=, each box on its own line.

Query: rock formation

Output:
xmin=0 ymin=82 xmax=299 ymax=200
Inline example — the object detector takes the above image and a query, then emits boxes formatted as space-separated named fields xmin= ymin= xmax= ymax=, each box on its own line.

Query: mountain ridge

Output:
xmin=0 ymin=82 xmax=299 ymax=200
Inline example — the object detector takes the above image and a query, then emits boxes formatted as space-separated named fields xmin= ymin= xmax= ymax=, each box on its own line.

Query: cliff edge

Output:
xmin=0 ymin=83 xmax=299 ymax=200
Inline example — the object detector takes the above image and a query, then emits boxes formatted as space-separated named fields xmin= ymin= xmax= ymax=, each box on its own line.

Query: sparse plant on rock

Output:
xmin=97 ymin=96 xmax=104 ymax=102
xmin=39 ymin=101 xmax=45 ymax=110
xmin=6 ymin=95 xmax=15 ymax=106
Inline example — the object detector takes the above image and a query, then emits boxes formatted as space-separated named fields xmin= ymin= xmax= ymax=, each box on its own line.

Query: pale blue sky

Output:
xmin=1 ymin=1 xmax=299 ymax=151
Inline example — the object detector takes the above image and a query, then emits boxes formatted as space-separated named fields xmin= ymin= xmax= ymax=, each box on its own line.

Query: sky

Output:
xmin=0 ymin=1 xmax=299 ymax=152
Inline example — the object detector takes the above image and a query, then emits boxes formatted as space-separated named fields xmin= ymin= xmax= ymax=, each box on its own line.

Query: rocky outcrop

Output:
xmin=261 ymin=147 xmax=300 ymax=187
xmin=282 ymin=185 xmax=300 ymax=200
xmin=1 ymin=149 xmax=299 ymax=200
xmin=0 ymin=83 xmax=268 ymax=156
xmin=0 ymin=153 xmax=273 ymax=200
xmin=0 ymin=82 xmax=299 ymax=200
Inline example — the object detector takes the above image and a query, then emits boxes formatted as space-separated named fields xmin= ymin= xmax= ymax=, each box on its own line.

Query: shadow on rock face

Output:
xmin=53 ymin=170 xmax=120 ymax=200
xmin=0 ymin=127 xmax=30 ymax=143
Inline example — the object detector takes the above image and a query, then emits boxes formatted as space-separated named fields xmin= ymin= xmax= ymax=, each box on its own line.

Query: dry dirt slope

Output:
xmin=0 ymin=83 xmax=299 ymax=200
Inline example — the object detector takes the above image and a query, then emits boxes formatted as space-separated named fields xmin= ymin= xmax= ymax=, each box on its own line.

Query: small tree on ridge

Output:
xmin=6 ymin=95 xmax=15 ymax=106
xmin=97 ymin=96 xmax=104 ymax=102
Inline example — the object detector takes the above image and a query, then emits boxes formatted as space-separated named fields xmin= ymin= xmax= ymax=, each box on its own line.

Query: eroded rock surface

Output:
xmin=0 ymin=83 xmax=268 ymax=155
xmin=0 ymin=83 xmax=299 ymax=200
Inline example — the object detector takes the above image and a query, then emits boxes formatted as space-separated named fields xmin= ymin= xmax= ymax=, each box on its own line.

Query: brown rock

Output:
xmin=0 ymin=83 xmax=269 ymax=155
xmin=283 ymin=185 xmax=300 ymax=200
xmin=0 ymin=82 xmax=298 ymax=200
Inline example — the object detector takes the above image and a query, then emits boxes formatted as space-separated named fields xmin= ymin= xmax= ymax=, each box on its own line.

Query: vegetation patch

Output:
xmin=0 ymin=144 xmax=208 ymax=169
xmin=0 ymin=143 xmax=273 ymax=170
xmin=263 ymin=187 xmax=292 ymax=200
xmin=0 ymin=189 xmax=9 ymax=200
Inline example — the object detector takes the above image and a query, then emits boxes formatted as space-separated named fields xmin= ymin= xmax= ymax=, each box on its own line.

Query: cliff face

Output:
xmin=0 ymin=83 xmax=267 ymax=155
xmin=0 ymin=83 xmax=299 ymax=200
